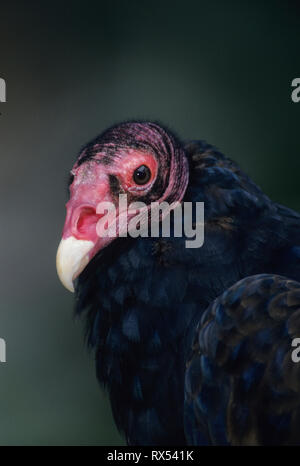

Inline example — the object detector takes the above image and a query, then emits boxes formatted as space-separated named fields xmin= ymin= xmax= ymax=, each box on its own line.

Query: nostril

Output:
xmin=76 ymin=207 xmax=101 ymax=237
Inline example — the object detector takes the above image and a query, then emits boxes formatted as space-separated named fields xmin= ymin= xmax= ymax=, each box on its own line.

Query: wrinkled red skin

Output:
xmin=61 ymin=149 xmax=158 ymax=262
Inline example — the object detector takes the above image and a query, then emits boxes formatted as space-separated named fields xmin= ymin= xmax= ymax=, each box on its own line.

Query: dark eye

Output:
xmin=133 ymin=165 xmax=151 ymax=185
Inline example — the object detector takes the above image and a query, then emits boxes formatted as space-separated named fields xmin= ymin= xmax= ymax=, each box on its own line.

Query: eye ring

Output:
xmin=133 ymin=165 xmax=151 ymax=185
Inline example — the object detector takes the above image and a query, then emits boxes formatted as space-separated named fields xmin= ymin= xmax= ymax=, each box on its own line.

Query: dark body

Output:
xmin=75 ymin=140 xmax=300 ymax=445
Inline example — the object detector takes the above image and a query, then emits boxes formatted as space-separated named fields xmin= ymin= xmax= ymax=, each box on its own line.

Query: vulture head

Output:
xmin=56 ymin=121 xmax=189 ymax=292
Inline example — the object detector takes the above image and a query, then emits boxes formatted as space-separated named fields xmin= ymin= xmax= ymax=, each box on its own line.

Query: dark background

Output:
xmin=0 ymin=0 xmax=299 ymax=445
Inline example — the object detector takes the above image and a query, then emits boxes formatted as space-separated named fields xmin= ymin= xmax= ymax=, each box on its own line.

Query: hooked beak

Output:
xmin=56 ymin=163 xmax=116 ymax=293
xmin=56 ymin=236 xmax=95 ymax=292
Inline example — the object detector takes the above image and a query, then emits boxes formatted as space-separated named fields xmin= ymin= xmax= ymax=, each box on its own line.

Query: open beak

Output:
xmin=56 ymin=167 xmax=114 ymax=292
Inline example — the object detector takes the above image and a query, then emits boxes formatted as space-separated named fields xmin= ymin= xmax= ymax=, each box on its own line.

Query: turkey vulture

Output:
xmin=56 ymin=121 xmax=300 ymax=445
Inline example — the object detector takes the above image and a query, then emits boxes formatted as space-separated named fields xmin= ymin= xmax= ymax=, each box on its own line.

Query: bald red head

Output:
xmin=57 ymin=121 xmax=189 ymax=291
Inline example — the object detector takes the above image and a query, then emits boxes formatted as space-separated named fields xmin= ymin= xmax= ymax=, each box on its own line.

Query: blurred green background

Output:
xmin=0 ymin=0 xmax=299 ymax=445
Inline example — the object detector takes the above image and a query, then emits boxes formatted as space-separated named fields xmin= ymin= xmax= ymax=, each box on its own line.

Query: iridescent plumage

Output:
xmin=58 ymin=122 xmax=300 ymax=445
